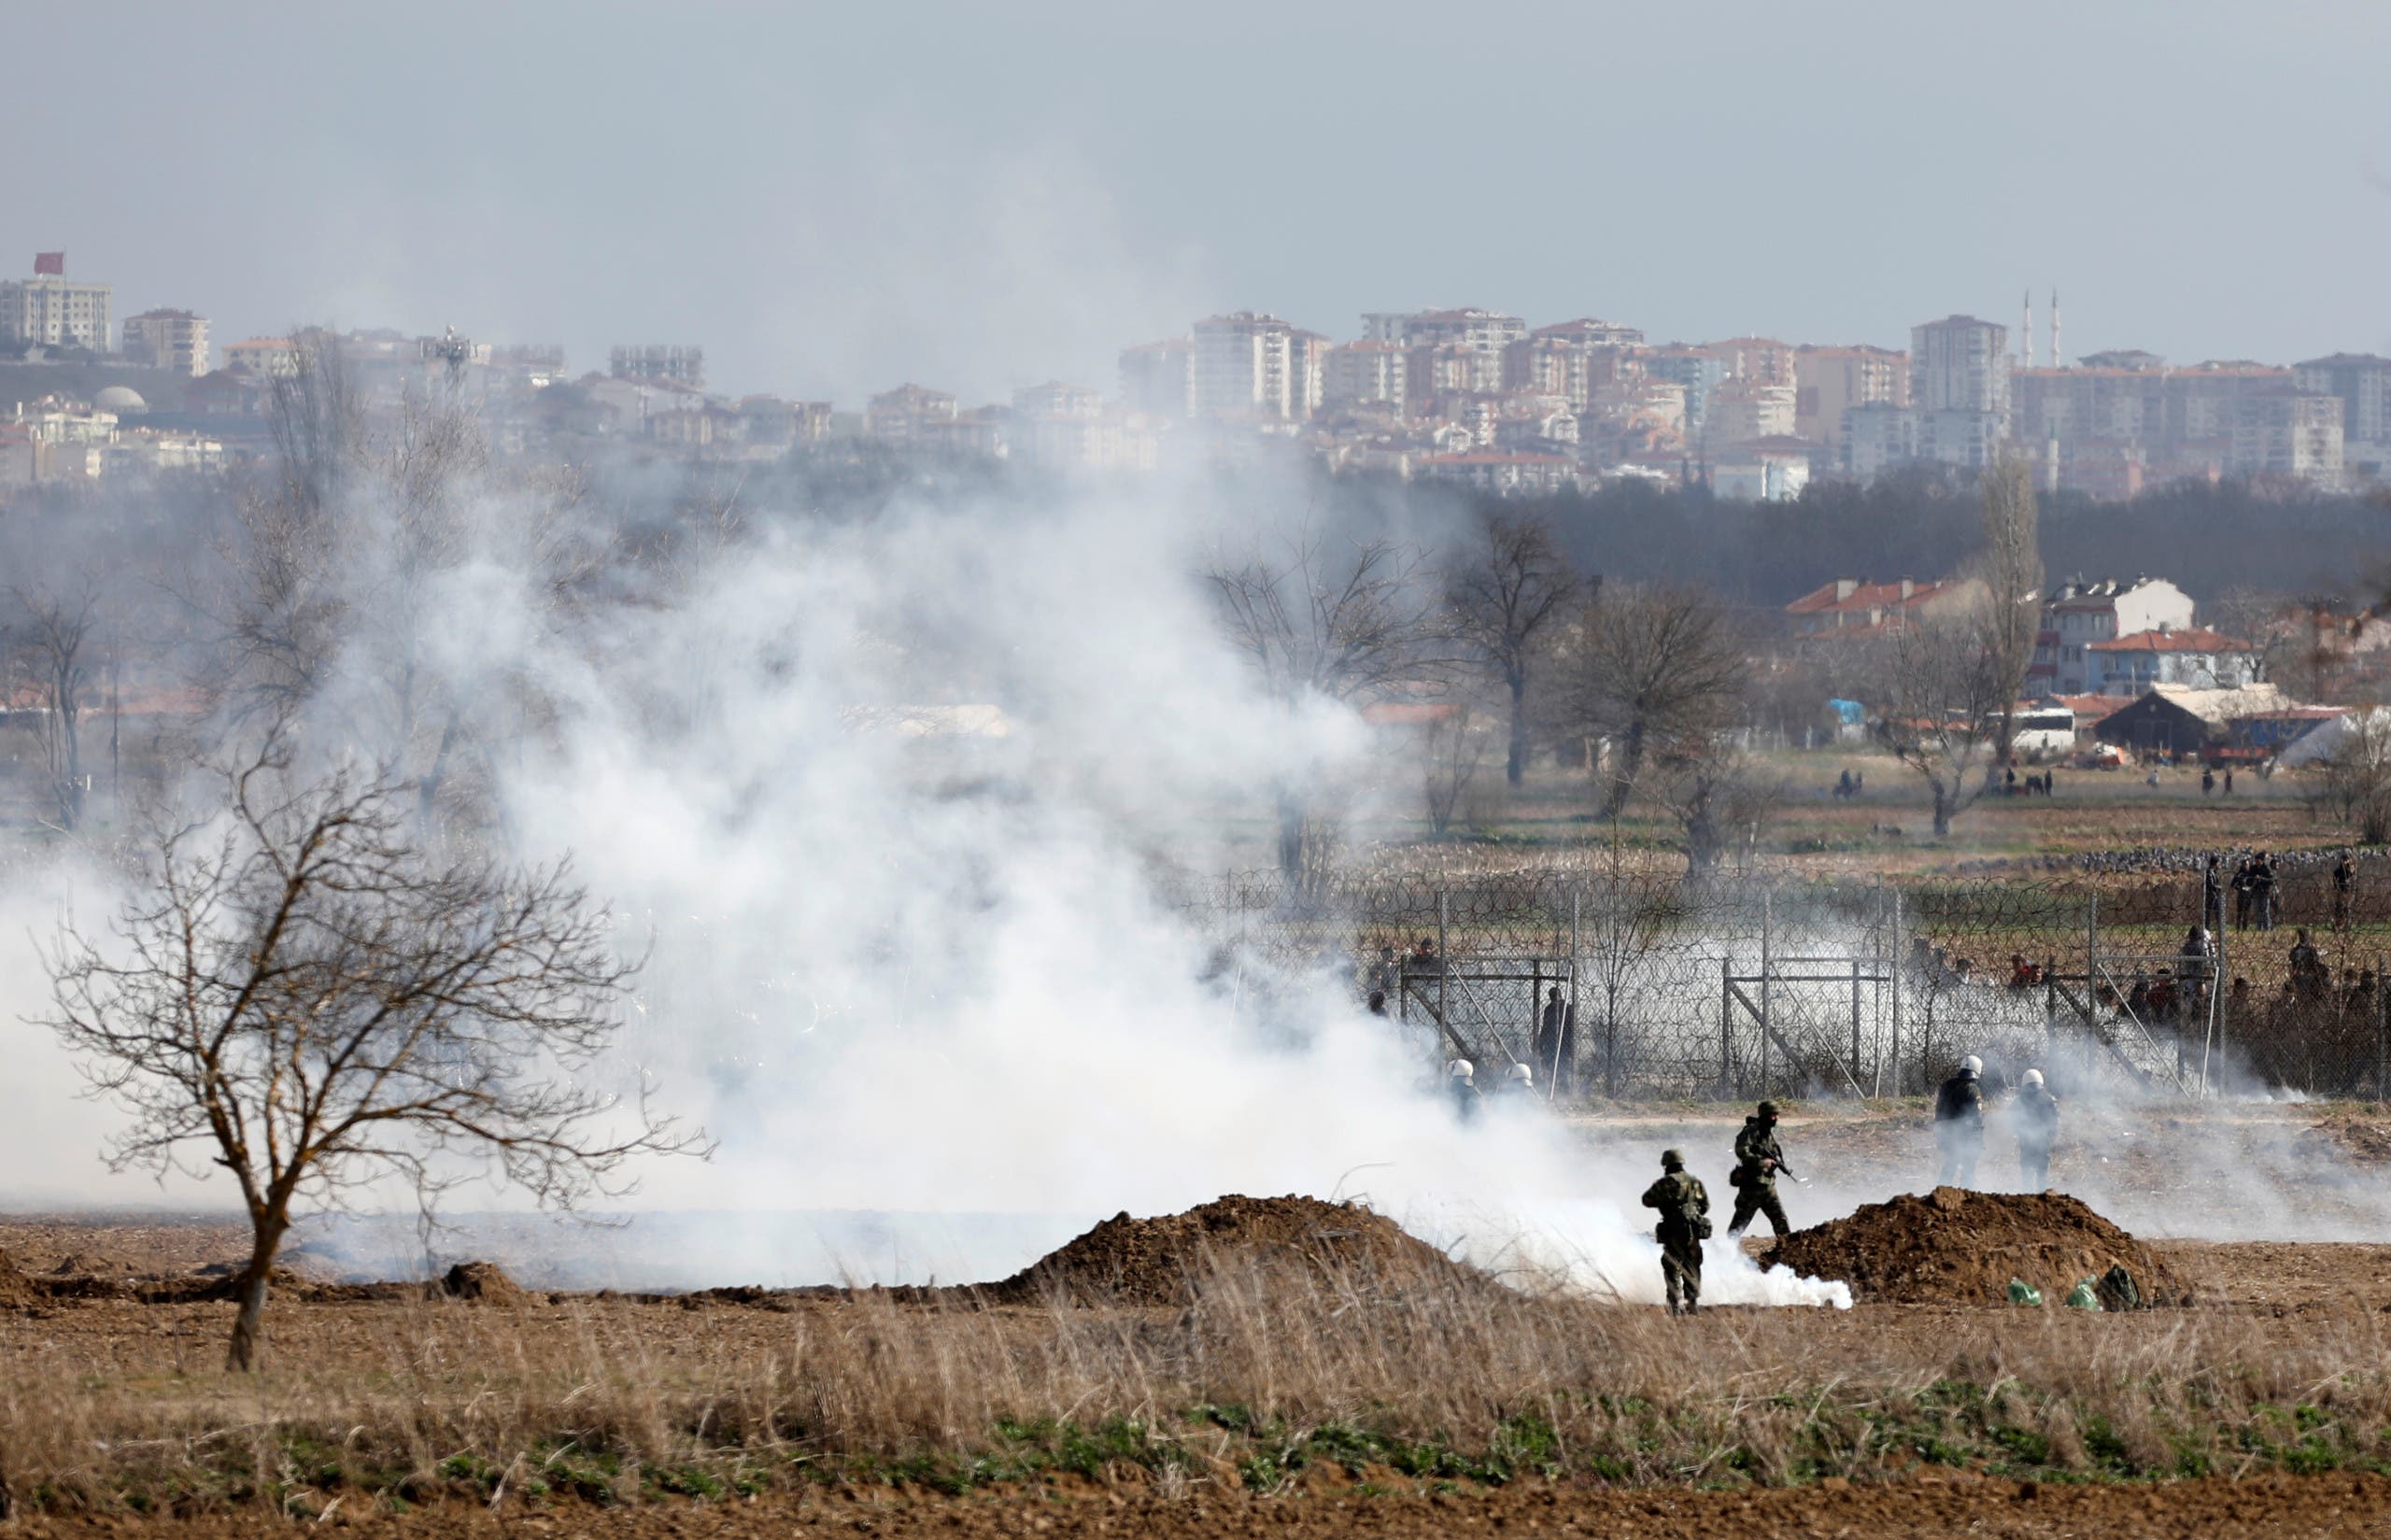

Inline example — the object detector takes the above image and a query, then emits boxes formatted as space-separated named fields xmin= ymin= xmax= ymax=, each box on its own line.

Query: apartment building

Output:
xmin=1705 ymin=336 xmax=1798 ymax=388
xmin=1323 ymin=340 xmax=1407 ymax=411
xmin=1362 ymin=307 xmax=1527 ymax=353
xmin=609 ymin=345 xmax=705 ymax=390
xmin=1911 ymin=315 xmax=2009 ymax=419
xmin=120 ymin=309 xmax=209 ymax=375
xmin=1706 ymin=380 xmax=1797 ymax=446
xmin=1190 ymin=312 xmax=1325 ymax=420
xmin=865 ymin=383 xmax=957 ymax=446
xmin=2030 ymin=576 xmax=2195 ymax=694
xmin=2295 ymin=352 xmax=2391 ymax=466
xmin=0 ymin=261 xmax=112 ymax=351
xmin=1117 ymin=338 xmax=1191 ymax=417
xmin=1794 ymin=345 xmax=1907 ymax=446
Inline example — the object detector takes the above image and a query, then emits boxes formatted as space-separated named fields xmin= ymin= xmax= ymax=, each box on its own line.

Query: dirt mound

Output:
xmin=436 ymin=1261 xmax=529 ymax=1304
xmin=2297 ymin=1117 xmax=2391 ymax=1166
xmin=1764 ymin=1187 xmax=2188 ymax=1307
xmin=983 ymin=1194 xmax=1482 ymax=1307
xmin=0 ymin=1250 xmax=44 ymax=1309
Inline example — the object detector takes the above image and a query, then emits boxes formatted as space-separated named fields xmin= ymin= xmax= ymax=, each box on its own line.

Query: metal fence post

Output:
xmin=1850 ymin=956 xmax=1862 ymax=1091
xmin=1572 ymin=886 xmax=1590 ymax=1098
xmin=1436 ymin=888 xmax=1450 ymax=1056
xmin=1888 ymin=887 xmax=1903 ymax=1098
xmin=1719 ymin=954 xmax=1733 ymax=1097
xmin=1759 ymin=888 xmax=1773 ymax=1098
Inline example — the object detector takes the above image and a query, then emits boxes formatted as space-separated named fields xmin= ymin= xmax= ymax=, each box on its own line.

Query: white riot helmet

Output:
xmin=1961 ymin=1054 xmax=1984 ymax=1077
xmin=2020 ymin=1068 xmax=2044 ymax=1087
xmin=1445 ymin=1059 xmax=1475 ymax=1081
xmin=1504 ymin=1063 xmax=1534 ymax=1084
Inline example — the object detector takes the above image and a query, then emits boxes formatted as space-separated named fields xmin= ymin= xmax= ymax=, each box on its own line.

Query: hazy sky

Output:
xmin=7 ymin=1 xmax=2387 ymax=402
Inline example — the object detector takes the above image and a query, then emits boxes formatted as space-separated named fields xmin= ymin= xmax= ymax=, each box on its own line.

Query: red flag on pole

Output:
xmin=32 ymin=252 xmax=64 ymax=276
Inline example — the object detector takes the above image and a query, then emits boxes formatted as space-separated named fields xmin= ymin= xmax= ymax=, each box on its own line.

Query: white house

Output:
xmin=2084 ymin=626 xmax=2260 ymax=695
xmin=2029 ymin=576 xmax=2197 ymax=694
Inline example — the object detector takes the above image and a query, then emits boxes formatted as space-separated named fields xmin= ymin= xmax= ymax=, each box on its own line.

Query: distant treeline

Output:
xmin=1492 ymin=467 xmax=2391 ymax=611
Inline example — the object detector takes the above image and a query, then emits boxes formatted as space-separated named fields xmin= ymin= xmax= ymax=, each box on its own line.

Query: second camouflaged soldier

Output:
xmin=1727 ymin=1100 xmax=1793 ymax=1238
xmin=1640 ymin=1148 xmax=1710 ymax=1315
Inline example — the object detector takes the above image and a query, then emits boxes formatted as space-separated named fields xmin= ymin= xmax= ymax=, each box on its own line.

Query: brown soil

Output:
xmin=5 ymin=1471 xmax=2384 ymax=1538
xmin=0 ymin=1248 xmax=43 ymax=1308
xmin=434 ymin=1261 xmax=526 ymax=1304
xmin=982 ymin=1194 xmax=1483 ymax=1307
xmin=1764 ymin=1186 xmax=2189 ymax=1307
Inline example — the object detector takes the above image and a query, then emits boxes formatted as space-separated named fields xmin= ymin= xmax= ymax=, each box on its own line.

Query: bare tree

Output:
xmin=1973 ymin=452 xmax=2043 ymax=766
xmin=1446 ymin=512 xmax=1582 ymax=786
xmin=1207 ymin=530 xmax=1450 ymax=896
xmin=1872 ymin=603 xmax=2004 ymax=838
xmin=2307 ymin=704 xmax=2391 ymax=844
xmin=39 ymin=734 xmax=706 ymax=1371
xmin=1652 ymin=737 xmax=1784 ymax=881
xmin=1566 ymin=584 xmax=1745 ymax=818
xmin=10 ymin=581 xmax=102 ymax=829
xmin=1415 ymin=699 xmax=1492 ymax=839
xmin=205 ymin=332 xmax=587 ymax=832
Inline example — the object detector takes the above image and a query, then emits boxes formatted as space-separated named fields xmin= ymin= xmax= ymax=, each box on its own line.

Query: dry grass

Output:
xmin=5 ymin=1251 xmax=2391 ymax=1515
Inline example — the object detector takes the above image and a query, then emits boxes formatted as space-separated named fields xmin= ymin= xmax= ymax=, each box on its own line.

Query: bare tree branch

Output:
xmin=37 ymin=729 xmax=709 ymax=1371
xmin=1446 ymin=512 xmax=1583 ymax=787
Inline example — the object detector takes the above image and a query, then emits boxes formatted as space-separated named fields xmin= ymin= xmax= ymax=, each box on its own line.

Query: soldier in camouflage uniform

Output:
xmin=1640 ymin=1148 xmax=1710 ymax=1314
xmin=1727 ymin=1100 xmax=1791 ymax=1238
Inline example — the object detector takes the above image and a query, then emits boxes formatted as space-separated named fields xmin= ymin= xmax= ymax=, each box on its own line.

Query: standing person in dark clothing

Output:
xmin=1534 ymin=985 xmax=1576 ymax=1098
xmin=1727 ymin=1101 xmax=1793 ymax=1238
xmin=2224 ymin=769 xmax=2235 ymax=794
xmin=2335 ymin=854 xmax=2356 ymax=930
xmin=2253 ymin=853 xmax=2279 ymax=932
xmin=1640 ymin=1149 xmax=1710 ymax=1316
xmin=1933 ymin=1056 xmax=1987 ymax=1187
xmin=2201 ymin=767 xmax=2215 ymax=796
xmin=2202 ymin=856 xmax=2224 ymax=935
xmin=2012 ymin=1069 xmax=2059 ymax=1191
xmin=2231 ymin=857 xmax=2256 ymax=932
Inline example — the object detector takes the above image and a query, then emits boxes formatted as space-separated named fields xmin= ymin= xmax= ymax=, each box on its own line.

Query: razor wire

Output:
xmin=1157 ymin=859 xmax=2391 ymax=1103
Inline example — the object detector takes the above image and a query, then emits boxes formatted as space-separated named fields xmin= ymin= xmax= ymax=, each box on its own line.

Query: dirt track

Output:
xmin=4 ymin=1471 xmax=2384 ymax=1538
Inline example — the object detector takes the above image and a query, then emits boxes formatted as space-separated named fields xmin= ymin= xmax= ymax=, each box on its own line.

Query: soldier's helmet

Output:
xmin=1756 ymin=1100 xmax=1780 ymax=1120
xmin=1961 ymin=1054 xmax=1984 ymax=1077
xmin=2020 ymin=1068 xmax=2044 ymax=1087
xmin=1445 ymin=1059 xmax=1475 ymax=1081
xmin=1661 ymin=1148 xmax=1685 ymax=1171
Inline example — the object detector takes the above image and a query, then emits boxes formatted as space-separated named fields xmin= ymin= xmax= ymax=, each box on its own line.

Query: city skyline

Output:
xmin=5 ymin=2 xmax=2389 ymax=402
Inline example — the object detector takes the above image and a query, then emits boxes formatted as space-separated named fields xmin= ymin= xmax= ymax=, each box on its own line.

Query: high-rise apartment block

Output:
xmin=120 ymin=309 xmax=210 ymax=375
xmin=1118 ymin=339 xmax=1192 ymax=417
xmin=1190 ymin=313 xmax=1325 ymax=421
xmin=2294 ymin=353 xmax=2391 ymax=463
xmin=1911 ymin=315 xmax=2009 ymax=417
xmin=865 ymin=384 xmax=956 ymax=447
xmin=609 ymin=345 xmax=705 ymax=390
xmin=1323 ymin=341 xmax=1408 ymax=411
xmin=0 ymin=256 xmax=112 ymax=351
xmin=1796 ymin=345 xmax=1907 ymax=447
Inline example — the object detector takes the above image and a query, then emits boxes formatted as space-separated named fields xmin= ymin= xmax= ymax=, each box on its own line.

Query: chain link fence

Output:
xmin=1161 ymin=858 xmax=2391 ymax=1102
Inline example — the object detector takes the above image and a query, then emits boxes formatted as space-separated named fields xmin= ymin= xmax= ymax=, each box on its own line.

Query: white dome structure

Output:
xmin=92 ymin=386 xmax=148 ymax=414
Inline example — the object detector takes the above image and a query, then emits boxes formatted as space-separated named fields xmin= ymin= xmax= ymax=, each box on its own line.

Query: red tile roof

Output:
xmin=2086 ymin=628 xmax=2251 ymax=654
xmin=1785 ymin=578 xmax=1962 ymax=616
